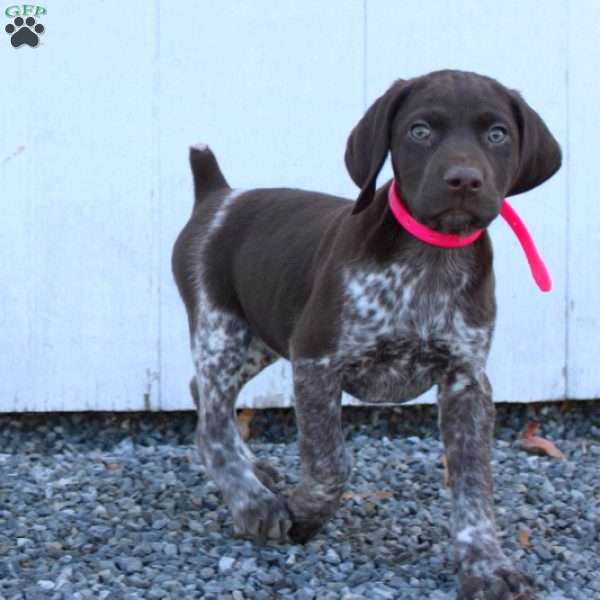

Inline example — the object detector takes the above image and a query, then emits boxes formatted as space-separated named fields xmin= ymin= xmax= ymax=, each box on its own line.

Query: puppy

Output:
xmin=172 ymin=69 xmax=561 ymax=599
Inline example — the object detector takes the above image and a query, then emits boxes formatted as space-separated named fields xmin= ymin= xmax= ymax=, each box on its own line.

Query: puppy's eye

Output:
xmin=487 ymin=126 xmax=508 ymax=144
xmin=409 ymin=123 xmax=432 ymax=141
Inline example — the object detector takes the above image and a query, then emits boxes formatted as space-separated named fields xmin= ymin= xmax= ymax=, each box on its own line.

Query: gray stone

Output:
xmin=115 ymin=557 xmax=143 ymax=573
xmin=218 ymin=556 xmax=236 ymax=573
xmin=37 ymin=580 xmax=55 ymax=590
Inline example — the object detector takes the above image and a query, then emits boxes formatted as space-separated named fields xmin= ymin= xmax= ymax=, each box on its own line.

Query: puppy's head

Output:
xmin=345 ymin=70 xmax=561 ymax=234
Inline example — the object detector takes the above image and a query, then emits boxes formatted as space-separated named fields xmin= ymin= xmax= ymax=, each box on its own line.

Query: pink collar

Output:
xmin=387 ymin=180 xmax=552 ymax=292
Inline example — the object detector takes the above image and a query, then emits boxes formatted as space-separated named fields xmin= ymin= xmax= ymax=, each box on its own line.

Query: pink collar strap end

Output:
xmin=499 ymin=201 xmax=552 ymax=292
xmin=387 ymin=180 xmax=552 ymax=293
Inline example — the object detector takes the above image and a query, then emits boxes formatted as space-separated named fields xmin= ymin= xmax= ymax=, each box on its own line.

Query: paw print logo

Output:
xmin=5 ymin=16 xmax=44 ymax=48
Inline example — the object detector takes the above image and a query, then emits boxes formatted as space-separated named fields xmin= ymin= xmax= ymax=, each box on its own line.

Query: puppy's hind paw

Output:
xmin=231 ymin=488 xmax=292 ymax=544
xmin=458 ymin=564 xmax=535 ymax=600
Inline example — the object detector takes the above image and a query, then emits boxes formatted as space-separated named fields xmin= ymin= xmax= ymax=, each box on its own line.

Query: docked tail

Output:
xmin=189 ymin=142 xmax=230 ymax=206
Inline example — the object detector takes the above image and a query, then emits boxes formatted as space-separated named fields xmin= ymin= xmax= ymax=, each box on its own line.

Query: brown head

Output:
xmin=345 ymin=70 xmax=562 ymax=234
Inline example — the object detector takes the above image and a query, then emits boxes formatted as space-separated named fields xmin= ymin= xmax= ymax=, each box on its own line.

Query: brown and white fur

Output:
xmin=172 ymin=70 xmax=561 ymax=599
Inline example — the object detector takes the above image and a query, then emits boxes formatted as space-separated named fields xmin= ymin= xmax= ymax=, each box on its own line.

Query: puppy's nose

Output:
xmin=444 ymin=166 xmax=483 ymax=192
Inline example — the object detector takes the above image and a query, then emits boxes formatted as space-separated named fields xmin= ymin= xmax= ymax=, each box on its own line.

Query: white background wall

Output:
xmin=1 ymin=1 xmax=598 ymax=412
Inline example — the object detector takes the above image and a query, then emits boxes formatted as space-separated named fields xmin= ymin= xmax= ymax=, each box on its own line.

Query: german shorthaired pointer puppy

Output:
xmin=172 ymin=70 xmax=561 ymax=599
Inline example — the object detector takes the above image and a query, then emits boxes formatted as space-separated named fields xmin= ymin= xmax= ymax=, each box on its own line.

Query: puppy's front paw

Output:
xmin=286 ymin=484 xmax=340 ymax=544
xmin=458 ymin=562 xmax=535 ymax=600
xmin=231 ymin=486 xmax=291 ymax=544
xmin=287 ymin=516 xmax=325 ymax=544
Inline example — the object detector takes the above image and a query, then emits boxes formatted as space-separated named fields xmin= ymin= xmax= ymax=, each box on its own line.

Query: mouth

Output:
xmin=424 ymin=209 xmax=487 ymax=235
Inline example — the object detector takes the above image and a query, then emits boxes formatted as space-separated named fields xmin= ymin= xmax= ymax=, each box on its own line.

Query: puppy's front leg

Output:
xmin=287 ymin=358 xmax=352 ymax=544
xmin=438 ymin=371 xmax=534 ymax=600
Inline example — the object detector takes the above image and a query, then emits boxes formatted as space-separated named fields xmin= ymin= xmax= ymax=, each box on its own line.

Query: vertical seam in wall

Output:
xmin=153 ymin=0 xmax=162 ymax=409
xmin=564 ymin=0 xmax=570 ymax=399
xmin=362 ymin=0 xmax=368 ymax=110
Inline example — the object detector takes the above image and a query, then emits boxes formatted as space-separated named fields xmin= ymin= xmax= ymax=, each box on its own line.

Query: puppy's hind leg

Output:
xmin=190 ymin=336 xmax=281 ymax=491
xmin=191 ymin=298 xmax=291 ymax=543
xmin=237 ymin=338 xmax=282 ymax=490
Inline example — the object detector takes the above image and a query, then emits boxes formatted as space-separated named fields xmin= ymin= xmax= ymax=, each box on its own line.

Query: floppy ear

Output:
xmin=345 ymin=79 xmax=412 ymax=214
xmin=508 ymin=91 xmax=562 ymax=196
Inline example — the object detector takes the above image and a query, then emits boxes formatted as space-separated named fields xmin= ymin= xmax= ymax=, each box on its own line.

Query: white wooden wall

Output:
xmin=1 ymin=1 xmax=598 ymax=411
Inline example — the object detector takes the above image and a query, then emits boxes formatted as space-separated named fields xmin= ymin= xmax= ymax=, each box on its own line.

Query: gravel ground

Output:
xmin=1 ymin=401 xmax=599 ymax=600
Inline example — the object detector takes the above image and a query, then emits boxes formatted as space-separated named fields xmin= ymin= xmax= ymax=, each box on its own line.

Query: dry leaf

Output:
xmin=559 ymin=401 xmax=572 ymax=414
xmin=342 ymin=490 xmax=394 ymax=501
xmin=103 ymin=462 xmax=123 ymax=471
xmin=517 ymin=527 xmax=531 ymax=549
xmin=237 ymin=409 xmax=255 ymax=441
xmin=519 ymin=421 xmax=566 ymax=460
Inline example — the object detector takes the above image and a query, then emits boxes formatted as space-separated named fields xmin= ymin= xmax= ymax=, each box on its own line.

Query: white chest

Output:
xmin=339 ymin=264 xmax=489 ymax=365
xmin=336 ymin=264 xmax=491 ymax=403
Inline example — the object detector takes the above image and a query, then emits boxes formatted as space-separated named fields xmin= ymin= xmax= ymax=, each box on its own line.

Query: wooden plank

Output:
xmin=159 ymin=0 xmax=364 ymax=409
xmin=2 ymin=1 xmax=592 ymax=412
xmin=0 ymin=1 xmax=159 ymax=411
xmin=566 ymin=2 xmax=600 ymax=399
xmin=366 ymin=0 xmax=568 ymax=402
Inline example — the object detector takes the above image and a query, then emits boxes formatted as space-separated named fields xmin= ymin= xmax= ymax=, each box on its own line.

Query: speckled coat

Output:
xmin=172 ymin=70 xmax=561 ymax=599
